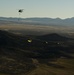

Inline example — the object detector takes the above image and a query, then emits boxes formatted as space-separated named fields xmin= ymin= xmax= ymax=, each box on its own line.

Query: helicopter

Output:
xmin=18 ymin=9 xmax=24 ymax=21
xmin=18 ymin=9 xmax=24 ymax=13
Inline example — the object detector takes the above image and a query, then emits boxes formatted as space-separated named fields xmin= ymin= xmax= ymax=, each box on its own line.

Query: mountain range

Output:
xmin=0 ymin=17 xmax=74 ymax=26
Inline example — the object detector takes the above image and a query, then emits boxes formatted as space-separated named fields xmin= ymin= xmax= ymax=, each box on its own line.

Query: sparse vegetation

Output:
xmin=0 ymin=30 xmax=74 ymax=75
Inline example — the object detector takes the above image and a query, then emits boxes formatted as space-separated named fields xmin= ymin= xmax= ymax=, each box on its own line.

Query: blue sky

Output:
xmin=0 ymin=0 xmax=74 ymax=19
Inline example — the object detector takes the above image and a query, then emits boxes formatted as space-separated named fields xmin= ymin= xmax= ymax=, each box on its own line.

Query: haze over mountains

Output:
xmin=0 ymin=16 xmax=74 ymax=75
xmin=0 ymin=17 xmax=74 ymax=26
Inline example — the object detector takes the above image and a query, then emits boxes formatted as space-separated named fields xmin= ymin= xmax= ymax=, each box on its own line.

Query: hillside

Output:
xmin=37 ymin=33 xmax=73 ymax=41
xmin=0 ymin=30 xmax=74 ymax=75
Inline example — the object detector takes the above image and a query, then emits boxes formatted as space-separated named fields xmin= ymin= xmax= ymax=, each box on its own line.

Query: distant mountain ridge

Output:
xmin=0 ymin=17 xmax=74 ymax=26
